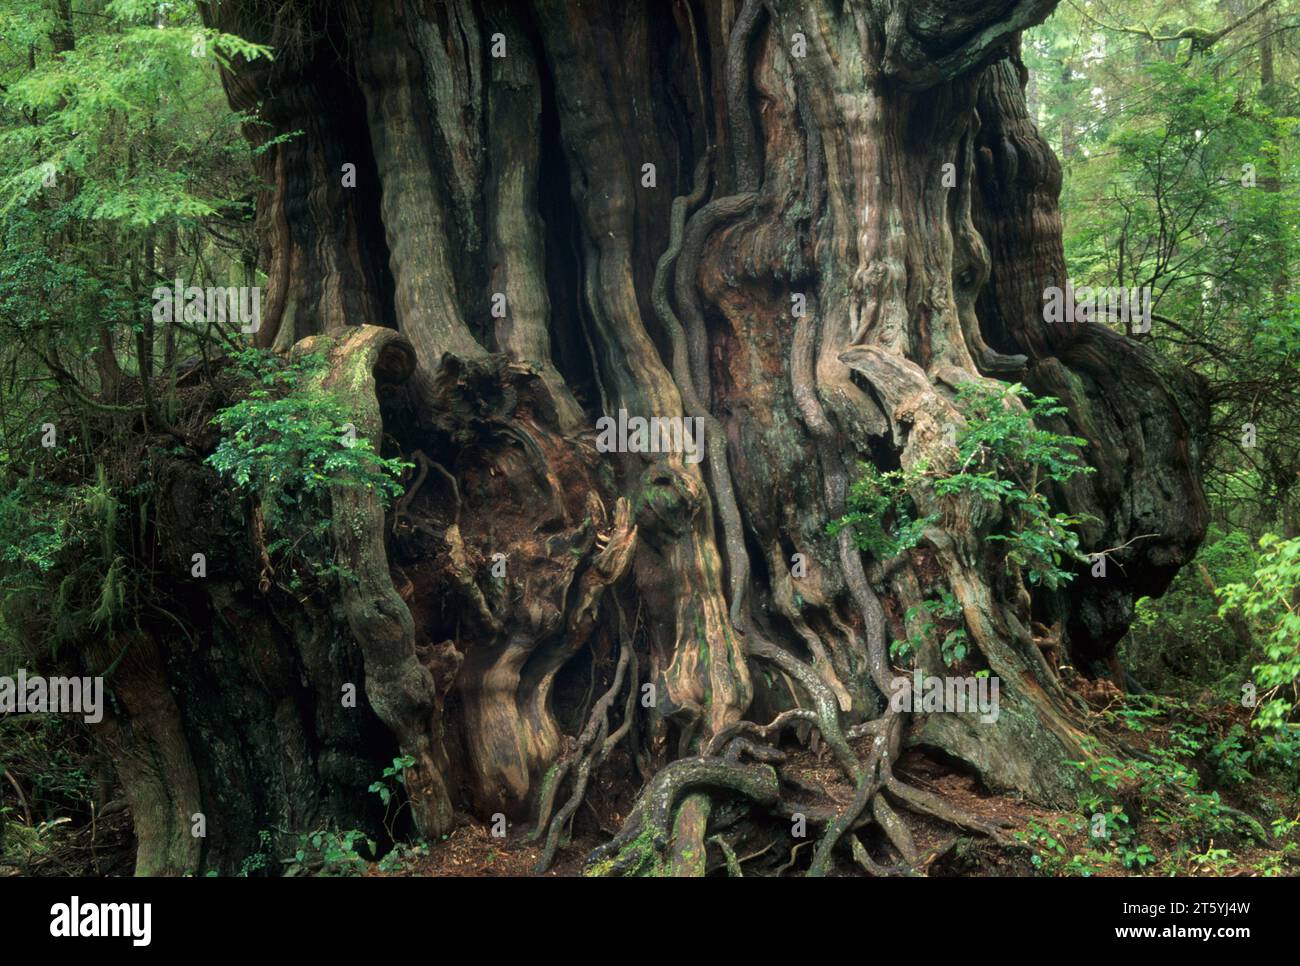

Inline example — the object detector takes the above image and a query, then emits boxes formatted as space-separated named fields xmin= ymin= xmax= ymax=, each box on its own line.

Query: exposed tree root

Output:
xmin=532 ymin=609 xmax=639 ymax=872
xmin=703 ymin=709 xmax=818 ymax=757
xmin=584 ymin=758 xmax=780 ymax=876
xmin=807 ymin=735 xmax=891 ymax=877
xmin=587 ymin=656 xmax=1017 ymax=877
xmin=850 ymin=836 xmax=929 ymax=877
xmin=882 ymin=775 xmax=1015 ymax=840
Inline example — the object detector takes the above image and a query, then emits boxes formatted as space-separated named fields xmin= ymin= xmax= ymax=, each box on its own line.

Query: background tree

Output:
xmin=1023 ymin=0 xmax=1299 ymax=695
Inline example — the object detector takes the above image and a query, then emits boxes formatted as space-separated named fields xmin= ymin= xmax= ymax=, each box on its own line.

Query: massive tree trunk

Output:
xmin=55 ymin=0 xmax=1206 ymax=875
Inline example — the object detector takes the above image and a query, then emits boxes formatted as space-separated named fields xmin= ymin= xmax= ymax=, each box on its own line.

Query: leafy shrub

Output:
xmin=1218 ymin=534 xmax=1300 ymax=733
xmin=207 ymin=349 xmax=408 ymax=526
xmin=287 ymin=828 xmax=374 ymax=877
xmin=369 ymin=754 xmax=416 ymax=839
xmin=1123 ymin=526 xmax=1258 ymax=690
xmin=206 ymin=349 xmax=409 ymax=592
xmin=830 ymin=463 xmax=935 ymax=560
xmin=832 ymin=382 xmax=1092 ymax=589
xmin=1071 ymin=733 xmax=1265 ymax=868
xmin=933 ymin=383 xmax=1094 ymax=590
xmin=898 ymin=590 xmax=969 ymax=667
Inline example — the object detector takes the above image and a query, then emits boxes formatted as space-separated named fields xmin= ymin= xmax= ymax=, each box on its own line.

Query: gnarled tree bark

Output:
xmin=48 ymin=0 xmax=1207 ymax=875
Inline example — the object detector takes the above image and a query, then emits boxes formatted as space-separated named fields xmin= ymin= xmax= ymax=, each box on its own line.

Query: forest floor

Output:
xmin=360 ymin=691 xmax=1300 ymax=878
xmin=5 ymin=692 xmax=1296 ymax=878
